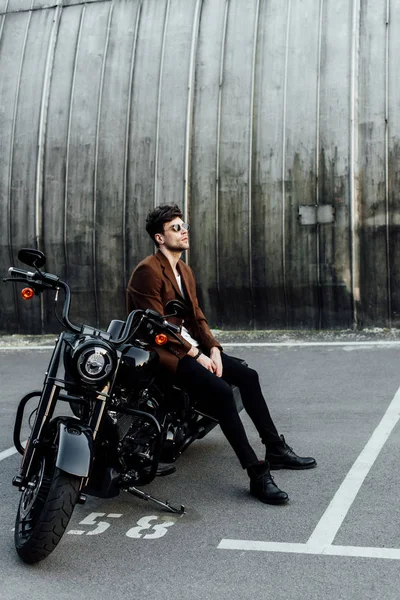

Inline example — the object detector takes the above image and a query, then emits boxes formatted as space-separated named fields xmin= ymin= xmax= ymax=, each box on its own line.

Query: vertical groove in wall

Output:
xmin=0 ymin=0 xmax=10 ymax=260
xmin=248 ymin=0 xmax=260 ymax=329
xmin=315 ymin=0 xmax=324 ymax=329
xmin=93 ymin=0 xmax=114 ymax=328
xmin=64 ymin=5 xmax=86 ymax=282
xmin=215 ymin=0 xmax=229 ymax=302
xmin=281 ymin=0 xmax=291 ymax=328
xmin=123 ymin=0 xmax=142 ymax=290
xmin=385 ymin=0 xmax=391 ymax=326
xmin=183 ymin=0 xmax=203 ymax=267
xmin=350 ymin=0 xmax=361 ymax=328
xmin=0 ymin=0 xmax=9 ymax=37
xmin=154 ymin=0 xmax=170 ymax=209
xmin=35 ymin=4 xmax=62 ymax=332
xmin=7 ymin=1 xmax=34 ymax=332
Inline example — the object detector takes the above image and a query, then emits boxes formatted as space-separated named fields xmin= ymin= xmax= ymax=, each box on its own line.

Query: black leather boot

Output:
xmin=247 ymin=461 xmax=289 ymax=505
xmin=266 ymin=435 xmax=317 ymax=470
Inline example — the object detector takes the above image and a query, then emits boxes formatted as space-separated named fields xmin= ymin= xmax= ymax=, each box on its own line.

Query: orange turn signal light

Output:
xmin=21 ymin=287 xmax=35 ymax=300
xmin=155 ymin=333 xmax=168 ymax=345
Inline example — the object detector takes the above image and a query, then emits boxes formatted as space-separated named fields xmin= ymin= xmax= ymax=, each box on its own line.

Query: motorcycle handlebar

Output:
xmin=5 ymin=266 xmax=79 ymax=333
xmin=7 ymin=267 xmax=60 ymax=286
xmin=4 ymin=266 xmax=181 ymax=343
xmin=112 ymin=310 xmax=144 ymax=345
xmin=8 ymin=267 xmax=32 ymax=278
xmin=110 ymin=311 xmax=183 ymax=346
xmin=164 ymin=321 xmax=180 ymax=334
xmin=57 ymin=280 xmax=80 ymax=333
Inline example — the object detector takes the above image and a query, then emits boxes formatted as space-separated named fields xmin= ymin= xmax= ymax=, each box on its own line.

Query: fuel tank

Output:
xmin=119 ymin=344 xmax=160 ymax=387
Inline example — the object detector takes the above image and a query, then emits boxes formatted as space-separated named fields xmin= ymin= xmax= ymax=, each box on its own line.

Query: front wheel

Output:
xmin=14 ymin=456 xmax=82 ymax=564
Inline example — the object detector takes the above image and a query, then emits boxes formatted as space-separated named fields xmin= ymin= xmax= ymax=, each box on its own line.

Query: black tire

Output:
xmin=14 ymin=457 xmax=81 ymax=564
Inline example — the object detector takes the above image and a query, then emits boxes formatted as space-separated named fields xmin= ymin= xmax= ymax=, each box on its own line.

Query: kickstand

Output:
xmin=126 ymin=485 xmax=185 ymax=514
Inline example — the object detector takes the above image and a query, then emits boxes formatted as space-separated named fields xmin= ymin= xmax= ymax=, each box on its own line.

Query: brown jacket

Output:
xmin=126 ymin=250 xmax=222 ymax=372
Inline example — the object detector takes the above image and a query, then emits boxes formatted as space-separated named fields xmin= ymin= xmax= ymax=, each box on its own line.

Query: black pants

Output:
xmin=175 ymin=353 xmax=281 ymax=469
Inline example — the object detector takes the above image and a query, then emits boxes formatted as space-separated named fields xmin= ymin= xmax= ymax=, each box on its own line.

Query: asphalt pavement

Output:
xmin=1 ymin=338 xmax=400 ymax=600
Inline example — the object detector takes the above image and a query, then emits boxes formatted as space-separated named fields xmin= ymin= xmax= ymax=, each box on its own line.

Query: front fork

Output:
xmin=13 ymin=334 xmax=64 ymax=488
xmin=13 ymin=332 xmax=109 ymax=490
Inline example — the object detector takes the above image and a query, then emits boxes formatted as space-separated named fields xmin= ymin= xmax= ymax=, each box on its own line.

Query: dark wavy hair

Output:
xmin=145 ymin=204 xmax=183 ymax=246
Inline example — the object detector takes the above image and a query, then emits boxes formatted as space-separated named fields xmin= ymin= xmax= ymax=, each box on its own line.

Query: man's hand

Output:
xmin=210 ymin=346 xmax=223 ymax=377
xmin=187 ymin=345 xmax=215 ymax=373
xmin=196 ymin=353 xmax=216 ymax=373
xmin=187 ymin=345 xmax=222 ymax=376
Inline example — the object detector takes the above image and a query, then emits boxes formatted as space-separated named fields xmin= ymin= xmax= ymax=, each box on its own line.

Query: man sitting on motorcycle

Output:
xmin=126 ymin=204 xmax=316 ymax=505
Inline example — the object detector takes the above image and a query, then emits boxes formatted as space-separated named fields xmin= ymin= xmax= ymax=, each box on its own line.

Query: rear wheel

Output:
xmin=14 ymin=456 xmax=81 ymax=564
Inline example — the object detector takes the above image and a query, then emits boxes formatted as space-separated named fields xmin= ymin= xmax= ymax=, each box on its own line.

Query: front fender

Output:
xmin=56 ymin=421 xmax=93 ymax=477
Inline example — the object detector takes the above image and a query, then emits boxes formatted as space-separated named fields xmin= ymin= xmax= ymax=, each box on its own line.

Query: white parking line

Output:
xmin=219 ymin=383 xmax=400 ymax=560
xmin=307 ymin=384 xmax=400 ymax=550
xmin=222 ymin=341 xmax=400 ymax=347
xmin=0 ymin=446 xmax=19 ymax=462
xmin=0 ymin=441 xmax=27 ymax=463
xmin=217 ymin=540 xmax=400 ymax=560
xmin=0 ymin=346 xmax=54 ymax=351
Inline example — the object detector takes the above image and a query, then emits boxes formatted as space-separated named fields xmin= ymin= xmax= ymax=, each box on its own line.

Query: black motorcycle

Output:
xmin=4 ymin=248 xmax=243 ymax=564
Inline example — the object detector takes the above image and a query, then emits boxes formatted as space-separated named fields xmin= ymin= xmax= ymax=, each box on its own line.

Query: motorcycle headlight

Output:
xmin=70 ymin=339 xmax=117 ymax=386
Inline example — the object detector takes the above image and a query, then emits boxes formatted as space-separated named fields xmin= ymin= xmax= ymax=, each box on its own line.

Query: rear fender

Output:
xmin=56 ymin=421 xmax=93 ymax=477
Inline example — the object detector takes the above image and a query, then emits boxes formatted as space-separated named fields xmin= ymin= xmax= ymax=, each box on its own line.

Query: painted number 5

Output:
xmin=68 ymin=512 xmax=122 ymax=536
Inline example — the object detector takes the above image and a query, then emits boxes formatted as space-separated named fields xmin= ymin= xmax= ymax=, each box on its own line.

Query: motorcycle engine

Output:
xmin=108 ymin=387 xmax=161 ymax=474
xmin=109 ymin=389 xmax=159 ymax=441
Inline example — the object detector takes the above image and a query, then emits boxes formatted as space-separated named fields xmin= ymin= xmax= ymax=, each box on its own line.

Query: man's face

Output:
xmin=157 ymin=217 xmax=190 ymax=252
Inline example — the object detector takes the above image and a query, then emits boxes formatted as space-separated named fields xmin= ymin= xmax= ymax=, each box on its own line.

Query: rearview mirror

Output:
xmin=18 ymin=248 xmax=46 ymax=269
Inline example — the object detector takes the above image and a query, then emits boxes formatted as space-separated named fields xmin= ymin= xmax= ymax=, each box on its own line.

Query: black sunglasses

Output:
xmin=170 ymin=222 xmax=190 ymax=232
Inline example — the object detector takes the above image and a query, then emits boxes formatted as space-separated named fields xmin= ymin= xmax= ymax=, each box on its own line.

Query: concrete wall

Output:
xmin=0 ymin=0 xmax=399 ymax=333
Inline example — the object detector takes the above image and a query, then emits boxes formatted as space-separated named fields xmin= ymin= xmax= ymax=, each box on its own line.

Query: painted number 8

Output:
xmin=126 ymin=515 xmax=177 ymax=539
